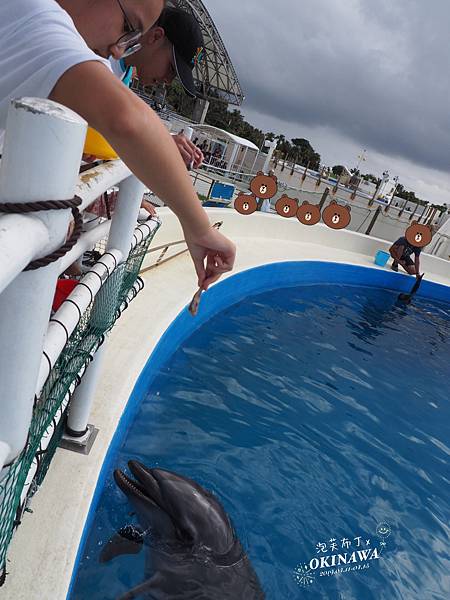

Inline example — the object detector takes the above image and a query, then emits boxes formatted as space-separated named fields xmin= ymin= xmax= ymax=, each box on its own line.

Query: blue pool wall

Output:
xmin=67 ymin=261 xmax=450 ymax=598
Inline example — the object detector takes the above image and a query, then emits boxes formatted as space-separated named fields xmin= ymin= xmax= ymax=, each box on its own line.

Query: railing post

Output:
xmin=64 ymin=343 xmax=107 ymax=439
xmin=64 ymin=175 xmax=145 ymax=442
xmin=106 ymin=175 xmax=146 ymax=255
xmin=365 ymin=206 xmax=382 ymax=236
xmin=318 ymin=187 xmax=330 ymax=210
xmin=332 ymin=173 xmax=342 ymax=196
xmin=0 ymin=98 xmax=86 ymax=471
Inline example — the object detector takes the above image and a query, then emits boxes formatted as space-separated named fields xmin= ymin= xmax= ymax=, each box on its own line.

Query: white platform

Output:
xmin=3 ymin=209 xmax=449 ymax=600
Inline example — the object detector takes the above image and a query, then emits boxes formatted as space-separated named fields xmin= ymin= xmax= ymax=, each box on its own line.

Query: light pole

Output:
xmin=355 ymin=149 xmax=367 ymax=173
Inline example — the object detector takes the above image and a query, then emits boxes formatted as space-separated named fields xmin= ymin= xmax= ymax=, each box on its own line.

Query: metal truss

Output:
xmin=168 ymin=0 xmax=244 ymax=105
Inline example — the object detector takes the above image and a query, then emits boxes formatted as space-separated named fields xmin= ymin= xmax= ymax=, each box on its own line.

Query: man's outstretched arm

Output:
xmin=49 ymin=61 xmax=235 ymax=288
xmin=414 ymin=254 xmax=421 ymax=277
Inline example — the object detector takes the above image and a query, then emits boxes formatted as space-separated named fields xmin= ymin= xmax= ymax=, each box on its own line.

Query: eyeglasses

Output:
xmin=115 ymin=0 xmax=143 ymax=57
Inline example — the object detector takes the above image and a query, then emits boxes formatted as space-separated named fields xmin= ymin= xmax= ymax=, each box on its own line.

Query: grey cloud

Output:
xmin=205 ymin=0 xmax=450 ymax=177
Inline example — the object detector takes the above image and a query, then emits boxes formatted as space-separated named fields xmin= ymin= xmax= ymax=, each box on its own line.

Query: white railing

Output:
xmin=0 ymin=97 xmax=152 ymax=475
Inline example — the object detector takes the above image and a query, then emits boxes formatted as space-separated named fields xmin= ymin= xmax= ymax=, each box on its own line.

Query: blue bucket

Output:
xmin=374 ymin=250 xmax=390 ymax=267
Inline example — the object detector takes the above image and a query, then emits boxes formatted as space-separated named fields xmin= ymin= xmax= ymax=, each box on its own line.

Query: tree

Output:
xmin=361 ymin=173 xmax=379 ymax=184
xmin=290 ymin=138 xmax=320 ymax=169
xmin=332 ymin=165 xmax=344 ymax=176
xmin=164 ymin=80 xmax=195 ymax=119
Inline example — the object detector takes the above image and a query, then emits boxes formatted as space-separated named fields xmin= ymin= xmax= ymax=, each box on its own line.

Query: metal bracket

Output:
xmin=59 ymin=424 xmax=99 ymax=455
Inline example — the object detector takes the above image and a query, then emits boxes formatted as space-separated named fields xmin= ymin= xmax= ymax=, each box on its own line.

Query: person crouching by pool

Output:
xmin=389 ymin=236 xmax=421 ymax=278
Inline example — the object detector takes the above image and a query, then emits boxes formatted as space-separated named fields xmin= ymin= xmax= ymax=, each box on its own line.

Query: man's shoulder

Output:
xmin=1 ymin=0 xmax=65 ymax=23
xmin=3 ymin=0 xmax=110 ymax=67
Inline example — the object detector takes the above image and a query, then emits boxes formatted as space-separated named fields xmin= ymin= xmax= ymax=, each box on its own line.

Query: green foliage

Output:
xmin=332 ymin=165 xmax=344 ymax=176
xmin=165 ymin=80 xmax=195 ymax=118
xmin=362 ymin=173 xmax=379 ymax=184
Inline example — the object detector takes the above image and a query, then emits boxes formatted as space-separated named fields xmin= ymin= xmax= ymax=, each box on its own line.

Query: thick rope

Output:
xmin=24 ymin=207 xmax=83 ymax=271
xmin=0 ymin=196 xmax=83 ymax=271
xmin=0 ymin=196 xmax=81 ymax=213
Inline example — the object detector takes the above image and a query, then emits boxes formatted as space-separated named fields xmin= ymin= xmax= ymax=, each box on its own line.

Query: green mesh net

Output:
xmin=0 ymin=222 xmax=159 ymax=585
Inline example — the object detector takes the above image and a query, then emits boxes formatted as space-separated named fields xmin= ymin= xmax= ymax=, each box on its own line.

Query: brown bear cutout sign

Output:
xmin=296 ymin=201 xmax=321 ymax=226
xmin=275 ymin=194 xmax=298 ymax=218
xmin=322 ymin=200 xmax=351 ymax=230
xmin=234 ymin=174 xmax=353 ymax=232
xmin=250 ymin=172 xmax=278 ymax=199
xmin=405 ymin=221 xmax=433 ymax=248
xmin=234 ymin=172 xmax=278 ymax=215
xmin=234 ymin=193 xmax=258 ymax=215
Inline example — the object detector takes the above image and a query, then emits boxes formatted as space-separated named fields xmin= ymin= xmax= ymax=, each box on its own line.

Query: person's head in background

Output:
xmin=57 ymin=0 xmax=165 ymax=59
xmin=124 ymin=6 xmax=205 ymax=96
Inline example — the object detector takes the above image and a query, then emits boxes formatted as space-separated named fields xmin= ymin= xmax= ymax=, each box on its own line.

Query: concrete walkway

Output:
xmin=3 ymin=209 xmax=449 ymax=600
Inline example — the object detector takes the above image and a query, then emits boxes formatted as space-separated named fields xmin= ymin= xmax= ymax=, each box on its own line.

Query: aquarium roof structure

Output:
xmin=168 ymin=0 xmax=244 ymax=106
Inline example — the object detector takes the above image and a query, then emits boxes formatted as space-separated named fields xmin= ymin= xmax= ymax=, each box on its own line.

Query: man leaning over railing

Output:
xmin=0 ymin=0 xmax=235 ymax=291
xmin=109 ymin=6 xmax=205 ymax=169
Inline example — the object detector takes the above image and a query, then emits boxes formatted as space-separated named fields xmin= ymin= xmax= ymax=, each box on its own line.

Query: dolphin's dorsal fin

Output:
xmin=99 ymin=525 xmax=144 ymax=563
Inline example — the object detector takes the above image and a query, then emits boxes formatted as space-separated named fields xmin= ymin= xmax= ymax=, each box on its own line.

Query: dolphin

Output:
xmin=100 ymin=461 xmax=265 ymax=599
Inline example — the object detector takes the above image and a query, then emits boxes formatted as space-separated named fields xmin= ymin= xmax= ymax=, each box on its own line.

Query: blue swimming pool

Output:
xmin=70 ymin=264 xmax=450 ymax=599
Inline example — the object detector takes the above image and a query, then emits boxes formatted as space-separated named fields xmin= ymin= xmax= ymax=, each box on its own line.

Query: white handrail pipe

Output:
xmin=36 ymin=250 xmax=122 ymax=395
xmin=58 ymin=219 xmax=112 ymax=274
xmin=0 ymin=214 xmax=49 ymax=294
xmin=76 ymin=161 xmax=130 ymax=212
xmin=0 ymin=97 xmax=86 ymax=464
xmin=65 ymin=175 xmax=145 ymax=436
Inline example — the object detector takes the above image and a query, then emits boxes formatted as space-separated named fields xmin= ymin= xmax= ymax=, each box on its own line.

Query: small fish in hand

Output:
xmin=188 ymin=222 xmax=223 ymax=317
xmin=189 ymin=288 xmax=203 ymax=316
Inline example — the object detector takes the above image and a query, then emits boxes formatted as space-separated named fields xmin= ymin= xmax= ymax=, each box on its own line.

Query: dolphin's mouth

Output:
xmin=114 ymin=461 xmax=165 ymax=510
xmin=114 ymin=469 xmax=150 ymax=503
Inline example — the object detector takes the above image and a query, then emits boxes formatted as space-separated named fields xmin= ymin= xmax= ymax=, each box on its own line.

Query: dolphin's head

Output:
xmin=114 ymin=461 xmax=237 ymax=556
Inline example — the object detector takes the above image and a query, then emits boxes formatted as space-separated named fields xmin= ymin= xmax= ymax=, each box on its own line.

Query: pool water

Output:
xmin=70 ymin=284 xmax=450 ymax=599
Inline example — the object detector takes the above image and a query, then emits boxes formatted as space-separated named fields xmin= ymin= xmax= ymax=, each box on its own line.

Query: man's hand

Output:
xmin=184 ymin=225 xmax=236 ymax=290
xmin=141 ymin=198 xmax=157 ymax=217
xmin=172 ymin=133 xmax=204 ymax=169
xmin=82 ymin=153 xmax=98 ymax=163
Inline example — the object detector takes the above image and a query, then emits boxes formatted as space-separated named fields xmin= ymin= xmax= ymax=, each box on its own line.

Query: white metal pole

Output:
xmin=0 ymin=98 xmax=86 ymax=465
xmin=227 ymin=143 xmax=239 ymax=176
xmin=65 ymin=175 xmax=145 ymax=438
xmin=65 ymin=343 xmax=108 ymax=437
xmin=239 ymin=147 xmax=249 ymax=174
xmin=263 ymin=140 xmax=277 ymax=173
xmin=107 ymin=175 xmax=146 ymax=256
xmin=0 ymin=442 xmax=11 ymax=475
xmin=250 ymin=136 xmax=266 ymax=175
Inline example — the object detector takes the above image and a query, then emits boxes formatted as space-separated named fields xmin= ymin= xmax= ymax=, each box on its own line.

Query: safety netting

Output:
xmin=0 ymin=220 xmax=160 ymax=586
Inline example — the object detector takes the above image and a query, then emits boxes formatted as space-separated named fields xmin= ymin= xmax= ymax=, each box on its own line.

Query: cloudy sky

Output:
xmin=204 ymin=0 xmax=450 ymax=205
